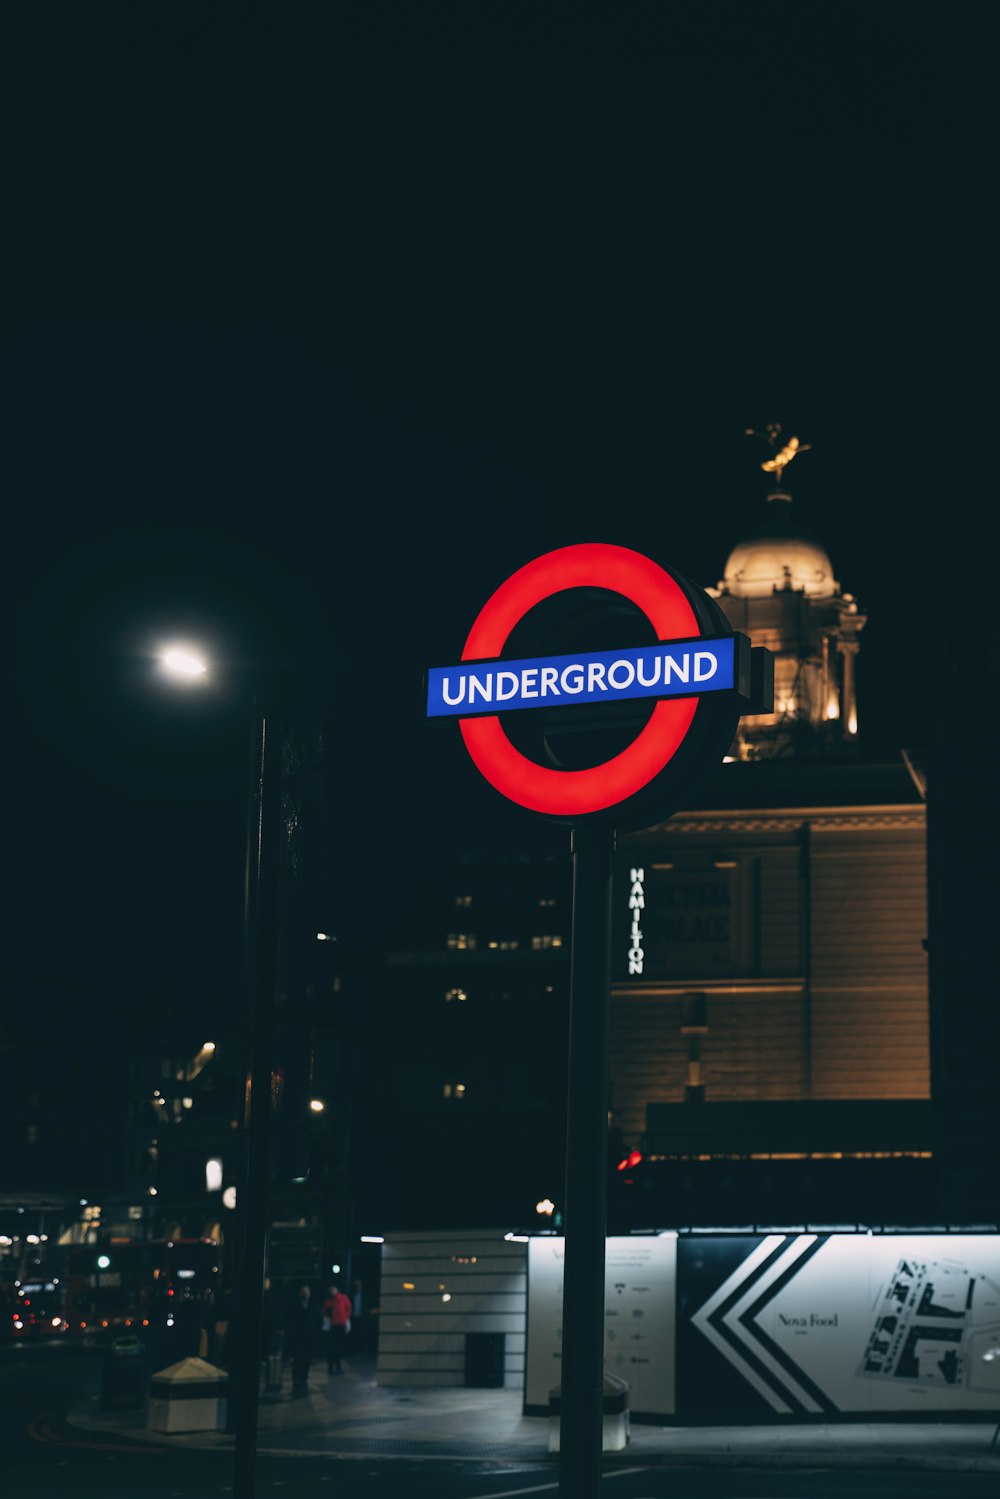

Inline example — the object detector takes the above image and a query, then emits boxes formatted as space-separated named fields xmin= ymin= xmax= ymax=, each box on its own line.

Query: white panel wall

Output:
xmin=525 ymin=1233 xmax=677 ymax=1417
xmin=377 ymin=1229 xmax=527 ymax=1388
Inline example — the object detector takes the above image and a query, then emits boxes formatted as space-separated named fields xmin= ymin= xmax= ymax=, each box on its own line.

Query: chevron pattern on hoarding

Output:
xmin=690 ymin=1233 xmax=838 ymax=1413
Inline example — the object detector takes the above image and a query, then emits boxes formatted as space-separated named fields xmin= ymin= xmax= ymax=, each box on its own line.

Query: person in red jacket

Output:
xmin=321 ymin=1282 xmax=352 ymax=1373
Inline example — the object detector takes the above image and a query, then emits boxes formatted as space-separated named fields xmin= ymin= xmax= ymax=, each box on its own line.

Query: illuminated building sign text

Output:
xmin=427 ymin=636 xmax=737 ymax=718
xmin=628 ymin=867 xmax=645 ymax=975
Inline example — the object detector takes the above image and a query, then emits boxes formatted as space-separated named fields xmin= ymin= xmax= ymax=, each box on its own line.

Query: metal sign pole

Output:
xmin=231 ymin=701 xmax=283 ymax=1499
xmin=558 ymin=822 xmax=615 ymax=1499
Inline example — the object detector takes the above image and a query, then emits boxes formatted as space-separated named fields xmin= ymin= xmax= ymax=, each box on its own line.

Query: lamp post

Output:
xmin=159 ymin=645 xmax=282 ymax=1499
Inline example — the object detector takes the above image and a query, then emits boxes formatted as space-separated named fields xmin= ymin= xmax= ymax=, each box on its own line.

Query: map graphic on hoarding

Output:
xmin=859 ymin=1254 xmax=1000 ymax=1391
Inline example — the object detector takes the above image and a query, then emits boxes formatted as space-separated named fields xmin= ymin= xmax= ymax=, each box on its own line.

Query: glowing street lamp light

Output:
xmin=160 ymin=645 xmax=209 ymax=680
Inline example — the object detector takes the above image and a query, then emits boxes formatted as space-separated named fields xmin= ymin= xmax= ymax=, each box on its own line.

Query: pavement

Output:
xmin=68 ymin=1353 xmax=1000 ymax=1474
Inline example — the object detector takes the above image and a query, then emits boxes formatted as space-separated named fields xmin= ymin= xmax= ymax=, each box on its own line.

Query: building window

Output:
xmin=442 ymin=1082 xmax=468 ymax=1101
xmin=538 ymin=897 xmax=557 ymax=908
xmin=453 ymin=894 xmax=473 ymax=908
xmin=446 ymin=933 xmax=476 ymax=951
xmin=531 ymin=934 xmax=563 ymax=950
xmin=486 ymin=938 xmax=519 ymax=951
xmin=444 ymin=987 xmax=468 ymax=1003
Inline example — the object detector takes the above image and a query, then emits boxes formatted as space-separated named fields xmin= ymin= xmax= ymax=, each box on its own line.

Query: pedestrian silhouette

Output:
xmin=286 ymin=1285 xmax=317 ymax=1394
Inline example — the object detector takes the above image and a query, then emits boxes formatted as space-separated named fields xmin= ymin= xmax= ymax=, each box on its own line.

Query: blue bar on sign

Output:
xmin=426 ymin=635 xmax=736 ymax=718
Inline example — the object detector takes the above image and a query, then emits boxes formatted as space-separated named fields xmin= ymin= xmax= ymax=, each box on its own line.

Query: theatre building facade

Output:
xmin=610 ymin=759 xmax=930 ymax=1226
xmin=608 ymin=491 xmax=935 ymax=1228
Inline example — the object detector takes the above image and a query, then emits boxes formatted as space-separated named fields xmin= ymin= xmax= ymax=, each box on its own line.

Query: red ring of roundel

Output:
xmin=458 ymin=542 xmax=702 ymax=817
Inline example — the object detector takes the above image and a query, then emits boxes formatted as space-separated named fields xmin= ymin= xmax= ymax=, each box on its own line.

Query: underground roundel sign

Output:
xmin=426 ymin=543 xmax=764 ymax=828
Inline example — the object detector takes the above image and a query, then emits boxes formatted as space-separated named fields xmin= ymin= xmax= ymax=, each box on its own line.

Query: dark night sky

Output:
xmin=1 ymin=4 xmax=990 ymax=1168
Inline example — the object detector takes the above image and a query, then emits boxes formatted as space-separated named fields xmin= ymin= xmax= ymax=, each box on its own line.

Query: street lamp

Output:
xmin=159 ymin=640 xmax=282 ymax=1499
xmin=159 ymin=645 xmax=209 ymax=680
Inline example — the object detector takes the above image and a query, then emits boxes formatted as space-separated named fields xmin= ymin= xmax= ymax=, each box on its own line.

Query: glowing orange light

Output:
xmin=761 ymin=435 xmax=808 ymax=474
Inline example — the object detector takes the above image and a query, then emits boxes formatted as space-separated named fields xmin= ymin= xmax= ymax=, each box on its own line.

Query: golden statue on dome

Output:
xmin=744 ymin=422 xmax=812 ymax=490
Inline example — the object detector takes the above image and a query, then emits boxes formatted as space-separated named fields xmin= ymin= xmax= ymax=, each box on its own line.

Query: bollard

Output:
xmin=548 ymin=1373 xmax=630 ymax=1454
xmin=147 ymin=1356 xmax=228 ymax=1433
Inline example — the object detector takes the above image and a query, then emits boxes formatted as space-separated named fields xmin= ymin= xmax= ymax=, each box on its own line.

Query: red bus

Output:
xmin=3 ymin=1275 xmax=70 ymax=1341
xmin=65 ymin=1238 xmax=220 ymax=1339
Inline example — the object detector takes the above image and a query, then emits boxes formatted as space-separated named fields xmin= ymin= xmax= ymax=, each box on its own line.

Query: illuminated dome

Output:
xmin=719 ymin=498 xmax=838 ymax=599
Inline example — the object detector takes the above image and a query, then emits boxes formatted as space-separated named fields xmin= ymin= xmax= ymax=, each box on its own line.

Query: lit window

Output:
xmin=446 ymin=933 xmax=476 ymax=951
xmin=445 ymin=987 xmax=468 ymax=1003
xmin=442 ymin=1082 xmax=467 ymax=1101
xmin=487 ymin=939 xmax=519 ymax=951
xmin=453 ymin=895 xmax=473 ymax=908
xmin=538 ymin=897 xmax=557 ymax=908
xmin=531 ymin=935 xmax=563 ymax=950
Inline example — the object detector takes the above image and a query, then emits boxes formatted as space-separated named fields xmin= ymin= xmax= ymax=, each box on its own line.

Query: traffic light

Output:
xmin=616 ymin=1150 xmax=643 ymax=1185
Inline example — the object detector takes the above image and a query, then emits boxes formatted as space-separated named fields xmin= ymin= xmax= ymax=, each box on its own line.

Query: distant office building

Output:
xmin=368 ymin=844 xmax=571 ymax=1232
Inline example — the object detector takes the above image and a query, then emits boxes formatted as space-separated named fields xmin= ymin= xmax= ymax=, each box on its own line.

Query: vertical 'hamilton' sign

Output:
xmin=425 ymin=542 xmax=773 ymax=1499
xmin=628 ymin=867 xmax=645 ymax=975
